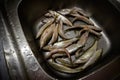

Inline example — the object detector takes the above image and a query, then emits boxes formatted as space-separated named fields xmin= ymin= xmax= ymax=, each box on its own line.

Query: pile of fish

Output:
xmin=35 ymin=7 xmax=103 ymax=73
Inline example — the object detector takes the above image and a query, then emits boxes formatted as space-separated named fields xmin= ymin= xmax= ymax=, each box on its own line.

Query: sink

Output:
xmin=0 ymin=0 xmax=120 ymax=80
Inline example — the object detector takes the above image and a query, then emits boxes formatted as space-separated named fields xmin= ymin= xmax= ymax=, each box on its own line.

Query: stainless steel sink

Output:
xmin=0 ymin=0 xmax=120 ymax=80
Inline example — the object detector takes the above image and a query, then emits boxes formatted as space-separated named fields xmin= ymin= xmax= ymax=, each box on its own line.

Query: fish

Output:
xmin=65 ymin=25 xmax=85 ymax=37
xmin=46 ymin=36 xmax=87 ymax=58
xmin=47 ymin=48 xmax=101 ymax=74
xmin=78 ymin=25 xmax=102 ymax=37
xmin=71 ymin=7 xmax=90 ymax=17
xmin=54 ymin=37 xmax=78 ymax=48
xmin=36 ymin=18 xmax=54 ymax=39
xmin=65 ymin=25 xmax=102 ymax=37
xmin=77 ymin=31 xmax=89 ymax=46
xmin=82 ymin=49 xmax=102 ymax=69
xmin=43 ymin=37 xmax=78 ymax=50
xmin=56 ymin=58 xmax=72 ymax=67
xmin=72 ymin=14 xmax=94 ymax=25
xmin=89 ymin=29 xmax=102 ymax=37
xmin=57 ymin=7 xmax=93 ymax=25
xmin=56 ymin=58 xmax=78 ymax=68
xmin=75 ymin=48 xmax=83 ymax=58
xmin=49 ymin=23 xmax=58 ymax=44
xmin=66 ymin=44 xmax=83 ymax=54
xmin=44 ymin=32 xmax=89 ymax=58
xmin=39 ymin=23 xmax=54 ymax=48
xmin=48 ymin=59 xmax=83 ymax=73
xmin=51 ymin=43 xmax=83 ymax=58
xmin=65 ymin=32 xmax=89 ymax=53
xmin=45 ymin=48 xmax=72 ymax=62
xmin=87 ymin=25 xmax=102 ymax=32
xmin=57 ymin=14 xmax=72 ymax=27
xmin=58 ymin=7 xmax=90 ymax=17
xmin=73 ymin=40 xmax=98 ymax=64
xmin=78 ymin=29 xmax=86 ymax=37
xmin=51 ymin=32 xmax=89 ymax=60
xmin=58 ymin=20 xmax=69 ymax=39
xmin=47 ymin=10 xmax=73 ymax=26
xmin=64 ymin=32 xmax=88 ymax=54
xmin=49 ymin=41 xmax=99 ymax=73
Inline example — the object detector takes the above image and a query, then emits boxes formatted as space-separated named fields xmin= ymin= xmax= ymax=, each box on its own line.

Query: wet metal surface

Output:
xmin=0 ymin=11 xmax=10 ymax=80
xmin=1 ymin=0 xmax=53 ymax=80
xmin=0 ymin=0 xmax=120 ymax=80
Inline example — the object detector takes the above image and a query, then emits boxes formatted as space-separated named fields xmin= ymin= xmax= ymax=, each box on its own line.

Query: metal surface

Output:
xmin=0 ymin=0 xmax=120 ymax=80
xmin=109 ymin=0 xmax=120 ymax=12
xmin=1 ymin=0 xmax=53 ymax=80
xmin=81 ymin=56 xmax=120 ymax=80
xmin=0 ymin=11 xmax=10 ymax=80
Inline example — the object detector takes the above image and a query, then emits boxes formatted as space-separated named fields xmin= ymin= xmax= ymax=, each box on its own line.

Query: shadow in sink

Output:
xmin=18 ymin=0 xmax=120 ymax=79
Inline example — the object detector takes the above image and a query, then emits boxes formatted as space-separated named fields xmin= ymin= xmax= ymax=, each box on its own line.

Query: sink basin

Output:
xmin=0 ymin=0 xmax=120 ymax=80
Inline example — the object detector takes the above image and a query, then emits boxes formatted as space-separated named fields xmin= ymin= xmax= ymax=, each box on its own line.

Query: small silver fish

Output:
xmin=47 ymin=10 xmax=73 ymax=26
xmin=48 ymin=59 xmax=83 ymax=73
xmin=78 ymin=31 xmax=89 ymax=46
xmin=74 ymin=40 xmax=98 ymax=64
xmin=71 ymin=7 xmax=90 ymax=17
xmin=49 ymin=38 xmax=87 ymax=58
xmin=58 ymin=7 xmax=90 ymax=17
xmin=58 ymin=20 xmax=69 ymax=39
xmin=56 ymin=58 xmax=78 ymax=68
xmin=65 ymin=32 xmax=89 ymax=53
xmin=36 ymin=18 xmax=54 ymax=39
xmin=75 ymin=48 xmax=83 ymax=58
xmin=40 ymin=23 xmax=54 ymax=48
xmin=44 ymin=32 xmax=89 ymax=58
xmin=49 ymin=23 xmax=58 ymax=44
xmin=45 ymin=48 xmax=72 ymax=63
xmin=65 ymin=25 xmax=102 ymax=37
xmin=43 ymin=37 xmax=78 ymax=50
xmin=57 ymin=14 xmax=72 ymax=27
xmin=54 ymin=37 xmax=78 ymax=48
xmin=72 ymin=14 xmax=94 ymax=25
xmin=82 ymin=49 xmax=102 ymax=69
xmin=52 ymin=43 xmax=84 ymax=58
